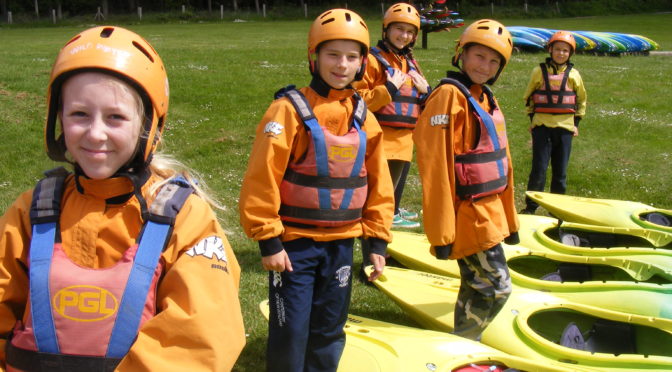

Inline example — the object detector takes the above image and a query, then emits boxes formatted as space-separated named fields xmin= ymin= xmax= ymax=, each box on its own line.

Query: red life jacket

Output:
xmin=531 ymin=63 xmax=577 ymax=114
xmin=277 ymin=88 xmax=368 ymax=227
xmin=439 ymin=78 xmax=509 ymax=200
xmin=370 ymin=47 xmax=422 ymax=129
xmin=6 ymin=168 xmax=193 ymax=372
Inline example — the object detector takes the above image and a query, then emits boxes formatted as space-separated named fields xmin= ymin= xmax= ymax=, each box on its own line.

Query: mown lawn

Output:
xmin=0 ymin=12 xmax=670 ymax=371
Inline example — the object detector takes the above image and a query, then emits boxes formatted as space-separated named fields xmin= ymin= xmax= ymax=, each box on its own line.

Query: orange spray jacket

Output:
xmin=353 ymin=43 xmax=428 ymax=162
xmin=239 ymin=82 xmax=394 ymax=255
xmin=0 ymin=174 xmax=245 ymax=371
xmin=413 ymin=74 xmax=519 ymax=259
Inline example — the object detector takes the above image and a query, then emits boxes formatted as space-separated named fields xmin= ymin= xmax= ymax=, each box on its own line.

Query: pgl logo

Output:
xmin=328 ymin=145 xmax=356 ymax=162
xmin=52 ymin=285 xmax=118 ymax=322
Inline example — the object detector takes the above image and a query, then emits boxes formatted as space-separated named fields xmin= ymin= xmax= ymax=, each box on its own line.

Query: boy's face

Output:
xmin=461 ymin=44 xmax=502 ymax=85
xmin=61 ymin=72 xmax=142 ymax=180
xmin=386 ymin=22 xmax=417 ymax=50
xmin=550 ymin=41 xmax=572 ymax=64
xmin=317 ymin=39 xmax=362 ymax=90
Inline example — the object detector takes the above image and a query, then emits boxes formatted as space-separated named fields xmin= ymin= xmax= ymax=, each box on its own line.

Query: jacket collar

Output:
xmin=309 ymin=75 xmax=356 ymax=101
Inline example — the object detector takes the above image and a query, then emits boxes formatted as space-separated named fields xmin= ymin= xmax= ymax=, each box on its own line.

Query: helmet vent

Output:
xmin=320 ymin=10 xmax=332 ymax=19
xmin=345 ymin=12 xmax=352 ymax=22
xmin=322 ymin=18 xmax=335 ymax=25
xmin=64 ymin=35 xmax=81 ymax=46
xmin=133 ymin=41 xmax=155 ymax=63
xmin=497 ymin=27 xmax=503 ymax=35
xmin=100 ymin=27 xmax=115 ymax=38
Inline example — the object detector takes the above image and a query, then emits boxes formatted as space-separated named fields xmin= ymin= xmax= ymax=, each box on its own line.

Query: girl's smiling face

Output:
xmin=61 ymin=72 xmax=143 ymax=179
xmin=386 ymin=22 xmax=417 ymax=50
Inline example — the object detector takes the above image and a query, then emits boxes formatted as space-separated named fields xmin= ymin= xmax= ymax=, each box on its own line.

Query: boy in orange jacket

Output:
xmin=413 ymin=19 xmax=520 ymax=340
xmin=239 ymin=9 xmax=394 ymax=371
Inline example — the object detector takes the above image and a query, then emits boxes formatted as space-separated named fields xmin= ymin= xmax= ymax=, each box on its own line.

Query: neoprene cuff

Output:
xmin=259 ymin=237 xmax=284 ymax=257
xmin=435 ymin=244 xmax=453 ymax=260
xmin=574 ymin=116 xmax=582 ymax=127
xmin=368 ymin=237 xmax=387 ymax=256
xmin=504 ymin=232 xmax=520 ymax=245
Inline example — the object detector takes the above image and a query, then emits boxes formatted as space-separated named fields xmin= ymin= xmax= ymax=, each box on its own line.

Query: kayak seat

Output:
xmin=561 ymin=231 xmax=622 ymax=248
xmin=641 ymin=212 xmax=672 ymax=227
xmin=560 ymin=320 xmax=636 ymax=355
xmin=541 ymin=263 xmax=592 ymax=282
xmin=559 ymin=233 xmax=589 ymax=247
xmin=585 ymin=319 xmax=637 ymax=355
xmin=560 ymin=322 xmax=587 ymax=350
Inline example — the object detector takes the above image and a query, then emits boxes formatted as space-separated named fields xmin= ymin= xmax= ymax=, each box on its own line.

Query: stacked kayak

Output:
xmin=516 ymin=215 xmax=672 ymax=257
xmin=526 ymin=191 xmax=672 ymax=234
xmin=507 ymin=26 xmax=659 ymax=53
xmin=258 ymin=300 xmax=583 ymax=372
xmin=386 ymin=229 xmax=672 ymax=319
xmin=367 ymin=267 xmax=672 ymax=372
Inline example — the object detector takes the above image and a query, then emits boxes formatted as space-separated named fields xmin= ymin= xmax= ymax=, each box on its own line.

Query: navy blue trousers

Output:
xmin=525 ymin=125 xmax=574 ymax=210
xmin=388 ymin=159 xmax=410 ymax=215
xmin=266 ymin=238 xmax=354 ymax=372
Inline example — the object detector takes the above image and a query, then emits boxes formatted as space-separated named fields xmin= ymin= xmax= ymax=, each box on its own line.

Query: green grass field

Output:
xmin=1 ymin=13 xmax=671 ymax=371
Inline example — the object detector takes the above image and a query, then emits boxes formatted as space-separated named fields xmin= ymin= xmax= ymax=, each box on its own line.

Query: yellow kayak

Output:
xmin=518 ymin=214 xmax=672 ymax=255
xmin=387 ymin=230 xmax=672 ymax=319
xmin=258 ymin=300 xmax=584 ymax=372
xmin=526 ymin=191 xmax=672 ymax=237
xmin=368 ymin=267 xmax=672 ymax=372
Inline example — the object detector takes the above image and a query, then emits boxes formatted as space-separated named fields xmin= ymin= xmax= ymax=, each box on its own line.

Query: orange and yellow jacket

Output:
xmin=239 ymin=81 xmax=394 ymax=255
xmin=353 ymin=43 xmax=427 ymax=162
xmin=413 ymin=75 xmax=519 ymax=259
xmin=0 ymin=173 xmax=245 ymax=371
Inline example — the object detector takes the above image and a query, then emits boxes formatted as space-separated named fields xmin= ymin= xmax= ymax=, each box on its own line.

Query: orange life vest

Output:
xmin=439 ymin=78 xmax=509 ymax=200
xmin=277 ymin=88 xmax=368 ymax=227
xmin=531 ymin=63 xmax=577 ymax=114
xmin=370 ymin=47 xmax=422 ymax=129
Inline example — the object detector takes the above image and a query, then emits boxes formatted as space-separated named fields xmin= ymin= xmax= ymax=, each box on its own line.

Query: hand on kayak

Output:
xmin=367 ymin=253 xmax=386 ymax=282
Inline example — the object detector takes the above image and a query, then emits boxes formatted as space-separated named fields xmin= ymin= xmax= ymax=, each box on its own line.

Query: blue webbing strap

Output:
xmin=106 ymin=220 xmax=168 ymax=358
xmin=283 ymin=89 xmax=332 ymax=210
xmin=371 ymin=47 xmax=395 ymax=76
xmin=339 ymin=96 xmax=368 ymax=209
xmin=466 ymin=96 xmax=505 ymax=178
xmin=29 ymin=222 xmax=60 ymax=354
xmin=107 ymin=179 xmax=193 ymax=358
xmin=442 ymin=78 xmax=506 ymax=178
xmin=29 ymin=170 xmax=69 ymax=354
xmin=302 ymin=117 xmax=331 ymax=210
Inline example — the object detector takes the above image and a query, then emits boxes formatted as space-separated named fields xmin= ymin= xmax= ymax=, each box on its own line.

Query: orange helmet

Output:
xmin=383 ymin=3 xmax=421 ymax=48
xmin=45 ymin=26 xmax=169 ymax=166
xmin=383 ymin=3 xmax=421 ymax=31
xmin=308 ymin=9 xmax=370 ymax=80
xmin=548 ymin=30 xmax=576 ymax=54
xmin=451 ymin=19 xmax=513 ymax=84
